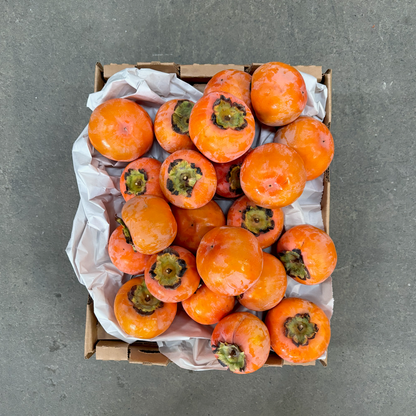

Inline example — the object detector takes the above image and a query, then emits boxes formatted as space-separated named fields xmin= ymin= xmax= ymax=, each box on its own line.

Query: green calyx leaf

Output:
xmin=128 ymin=281 xmax=163 ymax=316
xmin=226 ymin=164 xmax=243 ymax=195
xmin=284 ymin=313 xmax=319 ymax=347
xmin=211 ymin=95 xmax=248 ymax=130
xmin=213 ymin=342 xmax=246 ymax=372
xmin=116 ymin=217 xmax=136 ymax=251
xmin=171 ymin=100 xmax=194 ymax=134
xmin=241 ymin=205 xmax=275 ymax=237
xmin=277 ymin=249 xmax=310 ymax=281
xmin=166 ymin=159 xmax=203 ymax=198
xmin=124 ymin=168 xmax=148 ymax=196
xmin=149 ymin=248 xmax=187 ymax=289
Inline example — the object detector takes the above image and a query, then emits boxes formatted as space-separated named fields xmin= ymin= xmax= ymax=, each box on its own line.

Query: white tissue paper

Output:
xmin=66 ymin=68 xmax=332 ymax=370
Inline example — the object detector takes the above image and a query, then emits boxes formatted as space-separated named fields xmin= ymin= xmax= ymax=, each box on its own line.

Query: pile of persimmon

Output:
xmin=86 ymin=62 xmax=336 ymax=372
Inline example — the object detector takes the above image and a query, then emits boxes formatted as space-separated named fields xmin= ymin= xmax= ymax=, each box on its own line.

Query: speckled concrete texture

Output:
xmin=1 ymin=1 xmax=415 ymax=415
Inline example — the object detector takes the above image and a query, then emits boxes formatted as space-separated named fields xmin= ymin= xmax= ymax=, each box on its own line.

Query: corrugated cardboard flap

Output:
xmin=129 ymin=343 xmax=170 ymax=366
xmin=180 ymin=64 xmax=247 ymax=82
xmin=96 ymin=341 xmax=129 ymax=361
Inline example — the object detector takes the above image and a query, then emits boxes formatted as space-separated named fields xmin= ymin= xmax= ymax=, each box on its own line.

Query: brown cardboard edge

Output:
xmin=247 ymin=64 xmax=323 ymax=81
xmin=84 ymin=296 xmax=98 ymax=359
xmin=94 ymin=63 xmax=105 ymax=93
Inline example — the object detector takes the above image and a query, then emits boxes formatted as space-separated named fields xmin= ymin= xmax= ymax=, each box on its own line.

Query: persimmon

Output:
xmin=276 ymin=224 xmax=337 ymax=285
xmin=189 ymin=92 xmax=255 ymax=163
xmin=251 ymin=62 xmax=307 ymax=127
xmin=238 ymin=253 xmax=287 ymax=311
xmin=204 ymin=69 xmax=252 ymax=110
xmin=172 ymin=201 xmax=225 ymax=253
xmin=196 ymin=226 xmax=263 ymax=296
xmin=154 ymin=99 xmax=197 ymax=153
xmin=159 ymin=149 xmax=217 ymax=209
xmin=120 ymin=157 xmax=163 ymax=201
xmin=227 ymin=195 xmax=284 ymax=248
xmin=88 ymin=98 xmax=153 ymax=162
xmin=114 ymin=276 xmax=177 ymax=339
xmin=211 ymin=312 xmax=270 ymax=374
xmin=121 ymin=195 xmax=177 ymax=255
xmin=182 ymin=283 xmax=235 ymax=325
xmin=274 ymin=116 xmax=334 ymax=181
xmin=145 ymin=246 xmax=200 ymax=303
xmin=265 ymin=297 xmax=330 ymax=363
xmin=240 ymin=143 xmax=306 ymax=208
xmin=108 ymin=219 xmax=150 ymax=275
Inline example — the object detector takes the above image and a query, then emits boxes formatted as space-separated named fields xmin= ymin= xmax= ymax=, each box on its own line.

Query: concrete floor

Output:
xmin=1 ymin=0 xmax=415 ymax=415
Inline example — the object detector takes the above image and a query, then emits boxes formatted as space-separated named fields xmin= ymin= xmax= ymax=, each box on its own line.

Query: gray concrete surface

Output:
xmin=1 ymin=0 xmax=415 ymax=415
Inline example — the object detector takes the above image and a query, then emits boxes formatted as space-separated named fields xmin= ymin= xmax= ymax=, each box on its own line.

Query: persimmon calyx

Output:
xmin=166 ymin=159 xmax=202 ymax=197
xmin=149 ymin=248 xmax=187 ymax=289
xmin=226 ymin=164 xmax=243 ymax=194
xmin=284 ymin=313 xmax=319 ymax=347
xmin=211 ymin=95 xmax=248 ymax=130
xmin=213 ymin=342 xmax=246 ymax=372
xmin=124 ymin=168 xmax=148 ymax=196
xmin=172 ymin=100 xmax=194 ymax=134
xmin=116 ymin=217 xmax=137 ymax=251
xmin=277 ymin=249 xmax=310 ymax=280
xmin=128 ymin=282 xmax=163 ymax=316
xmin=241 ymin=205 xmax=275 ymax=237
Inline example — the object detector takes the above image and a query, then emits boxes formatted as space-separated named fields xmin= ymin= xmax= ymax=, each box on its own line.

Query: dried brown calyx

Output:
xmin=277 ymin=249 xmax=310 ymax=281
xmin=284 ymin=313 xmax=319 ymax=347
xmin=212 ymin=342 xmax=246 ymax=372
xmin=149 ymin=248 xmax=187 ymax=289
xmin=211 ymin=95 xmax=248 ymax=130
xmin=116 ymin=217 xmax=136 ymax=251
xmin=124 ymin=168 xmax=148 ymax=196
xmin=226 ymin=164 xmax=243 ymax=195
xmin=171 ymin=100 xmax=194 ymax=134
xmin=241 ymin=205 xmax=275 ymax=237
xmin=128 ymin=281 xmax=163 ymax=316
xmin=166 ymin=159 xmax=202 ymax=197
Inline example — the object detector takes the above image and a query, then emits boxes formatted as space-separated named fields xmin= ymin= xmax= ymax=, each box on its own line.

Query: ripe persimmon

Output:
xmin=145 ymin=246 xmax=200 ymax=303
xmin=265 ymin=297 xmax=330 ymax=363
xmin=154 ymin=99 xmax=197 ymax=153
xmin=159 ymin=150 xmax=217 ymax=209
xmin=88 ymin=98 xmax=153 ymax=162
xmin=196 ymin=226 xmax=263 ymax=296
xmin=120 ymin=157 xmax=164 ymax=201
xmin=274 ymin=116 xmax=334 ymax=181
xmin=251 ymin=62 xmax=307 ymax=127
xmin=227 ymin=195 xmax=284 ymax=248
xmin=238 ymin=253 xmax=287 ymax=311
xmin=240 ymin=143 xmax=306 ymax=208
xmin=189 ymin=92 xmax=255 ymax=163
xmin=108 ymin=219 xmax=150 ymax=275
xmin=114 ymin=276 xmax=177 ymax=339
xmin=182 ymin=283 xmax=235 ymax=325
xmin=211 ymin=312 xmax=270 ymax=374
xmin=121 ymin=195 xmax=177 ymax=255
xmin=204 ymin=70 xmax=252 ymax=110
xmin=276 ymin=224 xmax=337 ymax=285
xmin=172 ymin=201 xmax=225 ymax=253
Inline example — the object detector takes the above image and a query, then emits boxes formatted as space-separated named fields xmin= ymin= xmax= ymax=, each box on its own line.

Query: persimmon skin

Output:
xmin=154 ymin=100 xmax=197 ymax=153
xmin=227 ymin=195 xmax=284 ymax=248
xmin=182 ymin=283 xmax=235 ymax=325
xmin=196 ymin=226 xmax=263 ymax=296
xmin=108 ymin=226 xmax=150 ymax=275
xmin=274 ymin=116 xmax=334 ymax=181
xmin=189 ymin=92 xmax=256 ymax=163
xmin=120 ymin=157 xmax=164 ymax=201
xmin=159 ymin=150 xmax=217 ymax=209
xmin=88 ymin=98 xmax=154 ymax=162
xmin=265 ymin=297 xmax=331 ymax=363
xmin=114 ymin=277 xmax=177 ymax=339
xmin=240 ymin=143 xmax=307 ymax=208
xmin=276 ymin=224 xmax=337 ymax=285
xmin=145 ymin=246 xmax=201 ymax=303
xmin=172 ymin=201 xmax=226 ymax=253
xmin=211 ymin=312 xmax=271 ymax=374
xmin=238 ymin=253 xmax=287 ymax=312
xmin=121 ymin=195 xmax=177 ymax=255
xmin=204 ymin=70 xmax=252 ymax=110
xmin=251 ymin=62 xmax=307 ymax=127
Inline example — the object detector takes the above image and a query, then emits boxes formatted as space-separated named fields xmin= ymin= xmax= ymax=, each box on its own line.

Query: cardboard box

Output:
xmin=85 ymin=62 xmax=333 ymax=368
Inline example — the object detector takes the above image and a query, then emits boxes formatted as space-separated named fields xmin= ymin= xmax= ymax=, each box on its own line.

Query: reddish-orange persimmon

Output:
xmin=204 ymin=70 xmax=252 ymax=110
xmin=88 ymin=98 xmax=153 ymax=162
xmin=227 ymin=195 xmax=284 ymax=248
xmin=154 ymin=99 xmax=197 ymax=153
xmin=120 ymin=157 xmax=164 ymax=201
xmin=211 ymin=312 xmax=270 ymax=374
xmin=122 ymin=195 xmax=177 ymax=255
xmin=274 ymin=116 xmax=334 ymax=181
xmin=276 ymin=224 xmax=337 ymax=285
xmin=114 ymin=276 xmax=177 ymax=339
xmin=159 ymin=150 xmax=217 ymax=209
xmin=265 ymin=297 xmax=330 ymax=363
xmin=189 ymin=92 xmax=255 ymax=163
xmin=172 ymin=201 xmax=225 ymax=253
xmin=182 ymin=283 xmax=235 ymax=325
xmin=196 ymin=226 xmax=263 ymax=296
xmin=251 ymin=62 xmax=307 ymax=127
xmin=108 ymin=222 xmax=150 ymax=275
xmin=145 ymin=246 xmax=200 ymax=303
xmin=240 ymin=143 xmax=307 ymax=208
xmin=238 ymin=253 xmax=287 ymax=312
